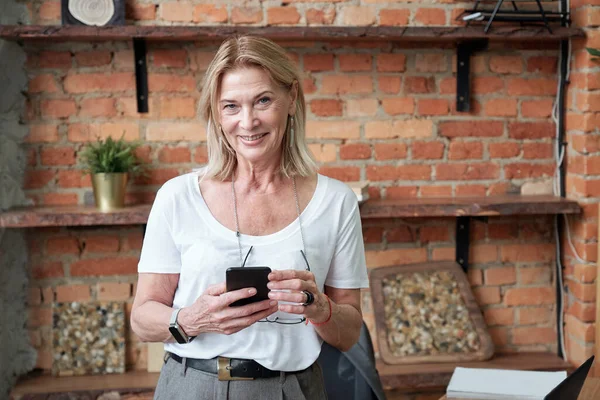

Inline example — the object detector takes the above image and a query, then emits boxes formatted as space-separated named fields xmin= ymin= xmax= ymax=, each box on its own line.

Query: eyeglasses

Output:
xmin=240 ymin=246 xmax=311 ymax=325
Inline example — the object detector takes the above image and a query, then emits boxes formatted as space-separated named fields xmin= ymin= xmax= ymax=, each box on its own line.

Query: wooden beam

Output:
xmin=595 ymin=202 xmax=600 ymax=377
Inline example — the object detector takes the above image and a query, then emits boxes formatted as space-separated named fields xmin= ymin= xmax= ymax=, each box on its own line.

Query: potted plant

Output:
xmin=80 ymin=136 xmax=143 ymax=212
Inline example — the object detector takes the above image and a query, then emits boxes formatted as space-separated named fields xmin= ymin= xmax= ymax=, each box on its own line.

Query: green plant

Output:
xmin=80 ymin=135 xmax=143 ymax=175
xmin=587 ymin=47 xmax=600 ymax=63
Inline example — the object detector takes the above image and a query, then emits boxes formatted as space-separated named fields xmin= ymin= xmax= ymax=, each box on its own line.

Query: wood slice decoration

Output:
xmin=369 ymin=261 xmax=494 ymax=365
xmin=62 ymin=0 xmax=125 ymax=26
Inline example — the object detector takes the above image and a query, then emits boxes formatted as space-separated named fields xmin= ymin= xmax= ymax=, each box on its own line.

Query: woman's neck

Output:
xmin=233 ymin=158 xmax=288 ymax=195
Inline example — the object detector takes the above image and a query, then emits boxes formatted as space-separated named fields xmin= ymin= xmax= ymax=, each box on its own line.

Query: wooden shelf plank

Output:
xmin=378 ymin=351 xmax=572 ymax=391
xmin=0 ymin=195 xmax=579 ymax=228
xmin=0 ymin=25 xmax=585 ymax=43
xmin=11 ymin=370 xmax=159 ymax=396
xmin=360 ymin=195 xmax=580 ymax=219
xmin=0 ymin=204 xmax=151 ymax=228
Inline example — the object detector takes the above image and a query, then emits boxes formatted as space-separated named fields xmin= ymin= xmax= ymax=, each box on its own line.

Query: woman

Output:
xmin=131 ymin=36 xmax=369 ymax=400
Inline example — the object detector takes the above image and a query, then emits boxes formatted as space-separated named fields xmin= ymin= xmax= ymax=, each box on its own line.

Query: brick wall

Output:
xmin=17 ymin=0 xmax=599 ymax=379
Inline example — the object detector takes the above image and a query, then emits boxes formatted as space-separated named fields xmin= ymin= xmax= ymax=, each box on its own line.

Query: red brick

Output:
xmin=414 ymin=8 xmax=446 ymax=25
xmin=448 ymin=142 xmax=483 ymax=160
xmin=146 ymin=122 xmax=205 ymax=141
xmin=159 ymin=2 xmax=193 ymax=22
xmin=519 ymin=307 xmax=552 ymax=325
xmin=40 ymin=99 xmax=77 ymax=119
xmin=83 ymin=236 xmax=120 ymax=253
xmin=421 ymin=186 xmax=452 ymax=197
xmin=379 ymin=9 xmax=410 ymax=26
xmin=439 ymin=77 xmax=456 ymax=94
xmin=468 ymin=269 xmax=483 ymax=286
xmin=484 ymin=308 xmax=514 ymax=326
xmin=374 ymin=143 xmax=407 ymax=160
xmin=28 ymin=329 xmax=42 ymax=348
xmin=513 ymin=327 xmax=555 ymax=345
xmin=318 ymin=166 xmax=360 ymax=182
xmin=366 ymin=165 xmax=431 ymax=181
xmin=126 ymin=3 xmax=156 ymax=20
xmin=489 ymin=142 xmax=520 ymax=159
xmin=504 ymin=163 xmax=555 ymax=179
xmin=158 ymin=97 xmax=196 ymax=118
xmin=46 ymin=236 xmax=80 ymax=255
xmin=231 ymin=7 xmax=262 ymax=24
xmin=64 ymin=73 xmax=135 ymax=93
xmin=567 ymin=280 xmax=596 ymax=302
xmin=340 ymin=143 xmax=371 ymax=160
xmin=522 ymin=99 xmax=554 ymax=118
xmin=122 ymin=230 xmax=144 ymax=252
xmin=303 ymin=77 xmax=316 ymax=94
xmin=565 ymin=314 xmax=595 ymax=342
xmin=267 ymin=7 xmax=301 ymax=25
xmin=504 ymin=287 xmax=555 ymax=306
xmin=79 ymin=98 xmax=116 ymax=118
xmin=363 ymin=227 xmax=383 ymax=244
xmin=149 ymin=74 xmax=196 ymax=92
xmin=97 ymin=282 xmax=132 ymax=301
xmin=24 ymin=170 xmax=55 ymax=190
xmin=382 ymin=98 xmax=414 ymax=115
xmin=472 ymin=77 xmax=504 ymax=95
xmin=415 ymin=54 xmax=447 ymax=73
xmin=38 ymin=51 xmax=71 ymax=69
xmin=26 ymin=125 xmax=59 ymax=144
xmin=386 ymin=186 xmax=418 ymax=199
xmin=321 ymin=75 xmax=372 ymax=94
xmin=523 ymin=143 xmax=553 ymax=159
xmin=306 ymin=121 xmax=360 ymax=139
xmin=70 ymin=257 xmax=139 ymax=276
xmin=38 ymin=1 xmax=61 ymax=22
xmin=158 ymin=146 xmax=192 ymax=164
xmin=57 ymin=170 xmax=91 ymax=188
xmin=68 ymin=123 xmax=139 ymax=142
xmin=378 ymin=76 xmax=401 ymax=94
xmin=343 ymin=6 xmax=376 ymax=26
xmin=484 ymin=98 xmax=518 ymax=117
xmin=31 ymin=261 xmax=64 ymax=280
xmin=151 ymin=50 xmax=187 ymax=68
xmin=75 ymin=51 xmax=111 ymax=67
xmin=567 ymin=301 xmax=596 ymax=323
xmin=577 ymin=92 xmax=600 ymax=112
xmin=28 ymin=307 xmax=52 ymax=328
xmin=306 ymin=7 xmax=336 ymax=25
xmin=439 ymin=121 xmax=504 ymax=138
xmin=501 ymin=244 xmax=555 ymax=263
xmin=470 ymin=244 xmax=498 ymax=263
xmin=377 ymin=54 xmax=406 ymax=72
xmin=573 ymin=263 xmax=597 ymax=283
xmin=508 ymin=122 xmax=554 ymax=139
xmin=473 ymin=287 xmax=501 ymax=305
xmin=29 ymin=74 xmax=59 ymax=93
xmin=456 ymin=184 xmax=486 ymax=196
xmin=420 ymin=226 xmax=449 ymax=243
xmin=386 ymin=226 xmax=415 ymax=243
xmin=412 ymin=141 xmax=445 ymax=159
xmin=405 ymin=76 xmax=435 ymax=93
xmin=519 ymin=266 xmax=552 ymax=285
xmin=304 ymin=54 xmax=335 ymax=72
xmin=417 ymin=99 xmax=449 ymax=116
xmin=308 ymin=144 xmax=336 ymax=163
xmin=436 ymin=163 xmax=499 ymax=180
xmin=489 ymin=56 xmax=523 ymax=74
xmin=365 ymin=120 xmax=433 ymax=139
xmin=338 ymin=54 xmax=372 ymax=72
xmin=310 ymin=99 xmax=343 ymax=117
xmin=432 ymin=247 xmax=454 ymax=261
xmin=507 ymin=78 xmax=557 ymax=96
xmin=28 ymin=288 xmax=42 ymax=306
xmin=365 ymin=248 xmax=427 ymax=268
xmin=484 ymin=267 xmax=516 ymax=285
xmin=40 ymin=147 xmax=76 ymax=166
xmin=135 ymin=168 xmax=181 ymax=186
xmin=193 ymin=4 xmax=228 ymax=23
xmin=346 ymin=99 xmax=378 ymax=117
xmin=55 ymin=284 xmax=91 ymax=302
xmin=527 ymin=56 xmax=558 ymax=74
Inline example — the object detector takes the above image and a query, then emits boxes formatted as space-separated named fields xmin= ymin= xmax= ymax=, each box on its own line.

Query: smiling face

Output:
xmin=218 ymin=66 xmax=297 ymax=168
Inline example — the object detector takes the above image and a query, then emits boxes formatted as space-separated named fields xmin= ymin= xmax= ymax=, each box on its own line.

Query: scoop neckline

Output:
xmin=188 ymin=171 xmax=327 ymax=246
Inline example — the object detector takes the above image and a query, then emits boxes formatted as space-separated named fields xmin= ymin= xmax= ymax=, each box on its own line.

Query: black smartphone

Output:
xmin=226 ymin=266 xmax=272 ymax=307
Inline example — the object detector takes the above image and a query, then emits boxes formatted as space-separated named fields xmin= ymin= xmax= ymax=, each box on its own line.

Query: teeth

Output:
xmin=242 ymin=133 xmax=267 ymax=141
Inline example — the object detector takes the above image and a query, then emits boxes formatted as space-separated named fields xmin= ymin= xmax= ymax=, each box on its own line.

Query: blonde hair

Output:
xmin=198 ymin=36 xmax=316 ymax=181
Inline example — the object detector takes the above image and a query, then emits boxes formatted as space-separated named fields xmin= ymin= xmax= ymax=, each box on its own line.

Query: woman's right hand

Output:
xmin=177 ymin=282 xmax=279 ymax=336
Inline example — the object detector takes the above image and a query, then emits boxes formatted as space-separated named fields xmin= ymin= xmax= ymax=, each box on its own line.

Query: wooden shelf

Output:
xmin=360 ymin=195 xmax=580 ymax=219
xmin=11 ymin=370 xmax=159 ymax=397
xmin=378 ymin=351 xmax=572 ymax=392
xmin=0 ymin=25 xmax=585 ymax=43
xmin=0 ymin=195 xmax=579 ymax=228
xmin=0 ymin=204 xmax=151 ymax=228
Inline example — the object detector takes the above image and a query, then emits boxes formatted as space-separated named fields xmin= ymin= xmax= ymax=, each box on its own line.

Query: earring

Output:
xmin=289 ymin=116 xmax=294 ymax=148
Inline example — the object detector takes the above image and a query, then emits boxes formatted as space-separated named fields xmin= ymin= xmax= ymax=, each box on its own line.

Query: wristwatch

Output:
xmin=169 ymin=308 xmax=193 ymax=344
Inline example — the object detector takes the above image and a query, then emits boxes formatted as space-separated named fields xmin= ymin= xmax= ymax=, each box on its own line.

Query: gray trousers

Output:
xmin=154 ymin=356 xmax=328 ymax=400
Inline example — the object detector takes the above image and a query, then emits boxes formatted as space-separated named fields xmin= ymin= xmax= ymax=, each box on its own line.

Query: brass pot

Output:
xmin=91 ymin=173 xmax=128 ymax=212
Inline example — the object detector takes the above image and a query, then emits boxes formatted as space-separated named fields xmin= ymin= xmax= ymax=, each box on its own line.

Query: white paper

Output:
xmin=446 ymin=367 xmax=567 ymax=399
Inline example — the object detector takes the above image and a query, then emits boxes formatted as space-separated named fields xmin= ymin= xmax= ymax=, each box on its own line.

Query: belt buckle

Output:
xmin=217 ymin=357 xmax=254 ymax=381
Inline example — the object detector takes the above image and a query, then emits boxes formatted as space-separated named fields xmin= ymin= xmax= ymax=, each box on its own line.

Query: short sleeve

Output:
xmin=325 ymin=201 xmax=369 ymax=288
xmin=137 ymin=186 xmax=181 ymax=274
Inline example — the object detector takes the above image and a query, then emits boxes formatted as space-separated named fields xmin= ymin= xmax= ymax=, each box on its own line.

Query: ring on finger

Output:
xmin=301 ymin=290 xmax=315 ymax=306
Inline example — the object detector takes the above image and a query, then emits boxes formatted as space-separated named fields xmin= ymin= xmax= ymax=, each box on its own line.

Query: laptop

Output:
xmin=545 ymin=355 xmax=595 ymax=400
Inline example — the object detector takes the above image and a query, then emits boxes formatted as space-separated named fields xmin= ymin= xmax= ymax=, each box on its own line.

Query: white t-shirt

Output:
xmin=138 ymin=170 xmax=369 ymax=371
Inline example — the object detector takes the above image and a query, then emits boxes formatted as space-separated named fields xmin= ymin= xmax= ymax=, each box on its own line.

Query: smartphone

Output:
xmin=226 ymin=266 xmax=272 ymax=307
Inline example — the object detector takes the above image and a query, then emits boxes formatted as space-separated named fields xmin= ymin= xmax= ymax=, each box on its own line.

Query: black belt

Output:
xmin=167 ymin=352 xmax=281 ymax=380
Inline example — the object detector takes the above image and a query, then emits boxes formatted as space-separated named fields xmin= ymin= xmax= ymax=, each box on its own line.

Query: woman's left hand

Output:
xmin=267 ymin=270 xmax=330 ymax=323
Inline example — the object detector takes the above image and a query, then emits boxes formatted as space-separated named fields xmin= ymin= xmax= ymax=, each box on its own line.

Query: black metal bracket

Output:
xmin=455 ymin=216 xmax=471 ymax=272
xmin=456 ymin=39 xmax=488 ymax=113
xmin=133 ymin=38 xmax=149 ymax=114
